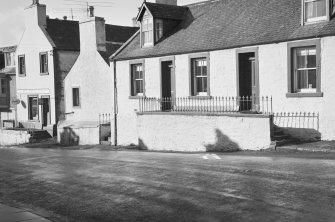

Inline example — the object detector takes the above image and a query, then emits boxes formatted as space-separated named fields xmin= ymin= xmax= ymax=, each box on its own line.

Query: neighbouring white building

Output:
xmin=58 ymin=8 xmax=138 ymax=145
xmin=0 ymin=46 xmax=17 ymax=128
xmin=15 ymin=0 xmax=80 ymax=136
xmin=110 ymin=0 xmax=335 ymax=151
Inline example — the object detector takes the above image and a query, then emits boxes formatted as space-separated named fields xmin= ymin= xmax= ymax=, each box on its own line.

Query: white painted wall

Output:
xmin=137 ymin=113 xmax=271 ymax=151
xmin=64 ymin=50 xmax=113 ymax=122
xmin=115 ymin=36 xmax=335 ymax=146
xmin=15 ymin=20 xmax=55 ymax=125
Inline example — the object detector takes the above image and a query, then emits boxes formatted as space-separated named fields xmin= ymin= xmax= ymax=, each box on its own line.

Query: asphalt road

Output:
xmin=0 ymin=148 xmax=334 ymax=222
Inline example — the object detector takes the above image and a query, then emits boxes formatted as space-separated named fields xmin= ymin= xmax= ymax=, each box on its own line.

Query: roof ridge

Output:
xmin=185 ymin=0 xmax=220 ymax=7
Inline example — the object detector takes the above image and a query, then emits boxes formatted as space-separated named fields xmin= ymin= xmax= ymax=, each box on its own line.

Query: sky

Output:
xmin=0 ymin=0 xmax=205 ymax=47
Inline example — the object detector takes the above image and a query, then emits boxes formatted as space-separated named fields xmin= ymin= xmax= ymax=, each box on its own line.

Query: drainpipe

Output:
xmin=113 ymin=59 xmax=118 ymax=146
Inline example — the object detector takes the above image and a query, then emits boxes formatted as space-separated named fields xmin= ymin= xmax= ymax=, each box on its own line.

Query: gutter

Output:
xmin=113 ymin=59 xmax=118 ymax=146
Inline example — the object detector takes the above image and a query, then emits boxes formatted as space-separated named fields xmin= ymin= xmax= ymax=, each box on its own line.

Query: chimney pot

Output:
xmin=63 ymin=16 xmax=67 ymax=20
xmin=89 ymin=6 xmax=94 ymax=17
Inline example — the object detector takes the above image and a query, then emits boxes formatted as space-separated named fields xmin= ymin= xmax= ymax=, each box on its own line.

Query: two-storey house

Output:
xmin=110 ymin=0 xmax=335 ymax=151
xmin=58 ymin=7 xmax=138 ymax=145
xmin=16 ymin=0 xmax=80 ymax=136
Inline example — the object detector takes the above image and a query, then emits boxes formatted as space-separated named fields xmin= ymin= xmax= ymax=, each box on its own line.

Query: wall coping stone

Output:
xmin=136 ymin=112 xmax=272 ymax=118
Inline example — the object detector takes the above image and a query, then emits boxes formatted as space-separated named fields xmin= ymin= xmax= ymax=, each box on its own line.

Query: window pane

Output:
xmin=307 ymin=53 xmax=316 ymax=68
xmin=308 ymin=69 xmax=317 ymax=88
xmin=136 ymin=80 xmax=143 ymax=94
xmin=196 ymin=77 xmax=204 ymax=92
xmin=29 ymin=97 xmax=38 ymax=120
xmin=297 ymin=70 xmax=308 ymax=90
xmin=73 ymin=88 xmax=80 ymax=107
xmin=305 ymin=0 xmax=326 ymax=20
xmin=0 ymin=79 xmax=6 ymax=95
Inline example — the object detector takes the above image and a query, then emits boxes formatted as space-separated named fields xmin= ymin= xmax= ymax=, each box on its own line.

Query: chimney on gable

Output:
xmin=80 ymin=16 xmax=106 ymax=52
xmin=25 ymin=0 xmax=47 ymax=28
xmin=155 ymin=0 xmax=177 ymax=5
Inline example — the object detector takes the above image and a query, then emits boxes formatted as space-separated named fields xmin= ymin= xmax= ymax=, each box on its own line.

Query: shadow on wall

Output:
xmin=205 ymin=129 xmax=241 ymax=152
xmin=59 ymin=127 xmax=80 ymax=146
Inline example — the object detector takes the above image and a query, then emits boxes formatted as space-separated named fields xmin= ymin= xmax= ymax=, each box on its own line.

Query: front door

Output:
xmin=161 ymin=61 xmax=173 ymax=111
xmin=41 ymin=97 xmax=50 ymax=127
xmin=238 ymin=52 xmax=259 ymax=111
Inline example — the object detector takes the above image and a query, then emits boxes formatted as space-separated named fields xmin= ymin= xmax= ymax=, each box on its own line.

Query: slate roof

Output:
xmin=45 ymin=18 xmax=80 ymax=51
xmin=106 ymin=24 xmax=139 ymax=43
xmin=114 ymin=0 xmax=335 ymax=61
xmin=0 ymin=67 xmax=16 ymax=75
xmin=0 ymin=46 xmax=17 ymax=53
xmin=100 ymin=25 xmax=139 ymax=61
xmin=142 ymin=2 xmax=188 ymax=20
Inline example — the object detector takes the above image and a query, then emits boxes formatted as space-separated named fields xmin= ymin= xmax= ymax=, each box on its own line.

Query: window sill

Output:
xmin=129 ymin=96 xmax=146 ymax=99
xmin=72 ymin=106 xmax=81 ymax=109
xmin=188 ymin=96 xmax=212 ymax=100
xmin=286 ymin=92 xmax=323 ymax=98
xmin=40 ymin=72 xmax=49 ymax=76
xmin=18 ymin=74 xmax=26 ymax=77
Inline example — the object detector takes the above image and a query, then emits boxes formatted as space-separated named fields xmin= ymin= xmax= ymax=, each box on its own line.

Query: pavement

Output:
xmin=0 ymin=147 xmax=335 ymax=222
xmin=0 ymin=203 xmax=51 ymax=222
xmin=277 ymin=140 xmax=335 ymax=153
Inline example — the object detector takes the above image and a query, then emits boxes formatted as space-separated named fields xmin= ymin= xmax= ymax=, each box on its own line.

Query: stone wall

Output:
xmin=137 ymin=113 xmax=272 ymax=152
xmin=0 ymin=130 xmax=31 ymax=146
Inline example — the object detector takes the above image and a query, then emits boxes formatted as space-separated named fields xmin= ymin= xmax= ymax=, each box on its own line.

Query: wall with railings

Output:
xmin=137 ymin=112 xmax=272 ymax=152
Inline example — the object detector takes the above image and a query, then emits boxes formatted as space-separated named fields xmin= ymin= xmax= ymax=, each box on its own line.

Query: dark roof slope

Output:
xmin=105 ymin=24 xmax=139 ymax=43
xmin=115 ymin=0 xmax=335 ymax=60
xmin=45 ymin=18 xmax=80 ymax=51
xmin=144 ymin=2 xmax=188 ymax=20
xmin=100 ymin=25 xmax=139 ymax=62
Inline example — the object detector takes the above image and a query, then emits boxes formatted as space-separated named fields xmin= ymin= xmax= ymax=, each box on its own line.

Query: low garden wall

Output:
xmin=0 ymin=129 xmax=31 ymax=146
xmin=137 ymin=113 xmax=272 ymax=152
xmin=57 ymin=121 xmax=100 ymax=146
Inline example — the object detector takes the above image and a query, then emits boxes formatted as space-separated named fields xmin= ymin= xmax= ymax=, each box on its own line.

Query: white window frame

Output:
xmin=302 ymin=0 xmax=330 ymax=25
xmin=40 ymin=52 xmax=48 ymax=75
xmin=18 ymin=55 xmax=26 ymax=76
xmin=189 ymin=53 xmax=211 ymax=97
xmin=72 ymin=87 xmax=81 ymax=108
xmin=130 ymin=63 xmax=145 ymax=97
xmin=141 ymin=16 xmax=153 ymax=47
xmin=4 ymin=52 xmax=15 ymax=67
xmin=155 ymin=19 xmax=163 ymax=42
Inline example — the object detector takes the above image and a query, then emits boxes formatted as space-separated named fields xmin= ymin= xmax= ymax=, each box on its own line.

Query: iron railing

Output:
xmin=139 ymin=96 xmax=273 ymax=114
xmin=273 ymin=112 xmax=319 ymax=130
xmin=99 ymin=113 xmax=112 ymax=125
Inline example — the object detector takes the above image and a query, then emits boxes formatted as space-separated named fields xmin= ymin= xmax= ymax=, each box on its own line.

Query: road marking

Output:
xmin=211 ymin=154 xmax=221 ymax=159
xmin=202 ymin=154 xmax=221 ymax=160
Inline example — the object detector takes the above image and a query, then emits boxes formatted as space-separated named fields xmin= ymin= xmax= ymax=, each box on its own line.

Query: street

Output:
xmin=0 ymin=148 xmax=334 ymax=222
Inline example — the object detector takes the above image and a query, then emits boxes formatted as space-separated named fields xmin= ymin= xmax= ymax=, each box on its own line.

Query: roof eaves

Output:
xmin=114 ymin=35 xmax=333 ymax=62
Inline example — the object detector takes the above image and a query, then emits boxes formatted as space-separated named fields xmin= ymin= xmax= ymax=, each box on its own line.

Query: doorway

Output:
xmin=238 ymin=51 xmax=259 ymax=111
xmin=41 ymin=96 xmax=50 ymax=127
xmin=161 ymin=60 xmax=174 ymax=111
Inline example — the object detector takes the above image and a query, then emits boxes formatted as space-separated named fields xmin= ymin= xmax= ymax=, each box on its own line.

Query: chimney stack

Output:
xmin=155 ymin=0 xmax=177 ymax=5
xmin=63 ymin=16 xmax=68 ymax=20
xmin=25 ymin=0 xmax=47 ymax=28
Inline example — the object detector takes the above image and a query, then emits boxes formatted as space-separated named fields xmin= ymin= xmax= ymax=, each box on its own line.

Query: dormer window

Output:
xmin=155 ymin=19 xmax=163 ymax=41
xmin=142 ymin=15 xmax=153 ymax=47
xmin=304 ymin=0 xmax=327 ymax=23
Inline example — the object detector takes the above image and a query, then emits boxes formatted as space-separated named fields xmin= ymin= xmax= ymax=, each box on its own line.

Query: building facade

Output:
xmin=15 ymin=0 xmax=80 ymax=135
xmin=59 ymin=9 xmax=138 ymax=145
xmin=111 ymin=0 xmax=335 ymax=150
xmin=0 ymin=46 xmax=17 ymax=128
